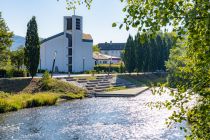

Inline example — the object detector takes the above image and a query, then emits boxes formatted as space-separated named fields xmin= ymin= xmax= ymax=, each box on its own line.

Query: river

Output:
xmin=0 ymin=90 xmax=186 ymax=140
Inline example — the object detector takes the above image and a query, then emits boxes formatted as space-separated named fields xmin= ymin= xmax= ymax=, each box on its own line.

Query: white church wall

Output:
xmin=40 ymin=34 xmax=68 ymax=72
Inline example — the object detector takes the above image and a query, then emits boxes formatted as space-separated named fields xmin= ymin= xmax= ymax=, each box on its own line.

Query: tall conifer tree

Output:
xmin=25 ymin=16 xmax=40 ymax=78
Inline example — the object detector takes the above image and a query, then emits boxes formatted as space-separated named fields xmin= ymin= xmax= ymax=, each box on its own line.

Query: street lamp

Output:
xmin=108 ymin=56 xmax=112 ymax=76
xmin=83 ymin=57 xmax=85 ymax=73
xmin=51 ymin=51 xmax=57 ymax=78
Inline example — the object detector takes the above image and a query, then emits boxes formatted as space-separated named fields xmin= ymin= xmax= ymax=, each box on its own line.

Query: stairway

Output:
xmin=65 ymin=75 xmax=136 ymax=94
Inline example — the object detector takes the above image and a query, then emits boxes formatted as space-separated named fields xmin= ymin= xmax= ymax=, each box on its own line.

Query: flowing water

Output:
xmin=0 ymin=90 xmax=186 ymax=140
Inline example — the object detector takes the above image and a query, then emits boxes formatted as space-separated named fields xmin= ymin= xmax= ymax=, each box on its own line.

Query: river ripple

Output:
xmin=0 ymin=90 xmax=185 ymax=140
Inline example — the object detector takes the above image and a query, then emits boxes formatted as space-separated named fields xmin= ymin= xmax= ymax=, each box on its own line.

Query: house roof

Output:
xmin=93 ymin=52 xmax=120 ymax=60
xmin=98 ymin=43 xmax=125 ymax=50
xmin=41 ymin=32 xmax=93 ymax=44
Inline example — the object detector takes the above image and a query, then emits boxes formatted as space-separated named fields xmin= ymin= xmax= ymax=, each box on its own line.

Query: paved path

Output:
xmin=94 ymin=87 xmax=149 ymax=97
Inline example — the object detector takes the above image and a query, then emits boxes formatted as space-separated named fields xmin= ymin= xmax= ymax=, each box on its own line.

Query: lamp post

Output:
xmin=83 ymin=57 xmax=85 ymax=73
xmin=51 ymin=51 xmax=57 ymax=78
xmin=108 ymin=56 xmax=112 ymax=76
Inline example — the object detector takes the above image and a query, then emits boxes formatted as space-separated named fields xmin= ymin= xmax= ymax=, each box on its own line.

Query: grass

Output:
xmin=0 ymin=92 xmax=58 ymax=113
xmin=105 ymin=86 xmax=127 ymax=92
xmin=0 ymin=72 xmax=87 ymax=113
xmin=118 ymin=73 xmax=167 ymax=87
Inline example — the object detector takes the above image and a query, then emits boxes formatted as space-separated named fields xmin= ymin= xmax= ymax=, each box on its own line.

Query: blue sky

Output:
xmin=0 ymin=0 xmax=137 ymax=44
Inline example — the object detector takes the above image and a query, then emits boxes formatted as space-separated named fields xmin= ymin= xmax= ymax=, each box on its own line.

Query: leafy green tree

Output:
xmin=24 ymin=16 xmax=40 ymax=78
xmin=10 ymin=46 xmax=25 ymax=70
xmin=0 ymin=12 xmax=13 ymax=69
xmin=93 ymin=45 xmax=100 ymax=52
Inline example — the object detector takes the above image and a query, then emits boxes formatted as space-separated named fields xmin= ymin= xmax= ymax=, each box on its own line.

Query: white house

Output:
xmin=98 ymin=42 xmax=125 ymax=58
xmin=93 ymin=52 xmax=121 ymax=65
xmin=40 ymin=15 xmax=94 ymax=73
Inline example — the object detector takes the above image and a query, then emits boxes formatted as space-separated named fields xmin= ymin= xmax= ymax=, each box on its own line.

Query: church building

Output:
xmin=40 ymin=15 xmax=94 ymax=73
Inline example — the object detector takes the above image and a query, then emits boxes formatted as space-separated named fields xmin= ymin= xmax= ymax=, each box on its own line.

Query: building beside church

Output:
xmin=93 ymin=52 xmax=121 ymax=65
xmin=98 ymin=42 xmax=125 ymax=58
xmin=40 ymin=15 xmax=94 ymax=73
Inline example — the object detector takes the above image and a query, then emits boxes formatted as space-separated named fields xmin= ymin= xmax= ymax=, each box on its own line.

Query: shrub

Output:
xmin=38 ymin=69 xmax=46 ymax=73
xmin=94 ymin=64 xmax=123 ymax=73
xmin=12 ymin=69 xmax=27 ymax=77
xmin=0 ymin=69 xmax=6 ymax=78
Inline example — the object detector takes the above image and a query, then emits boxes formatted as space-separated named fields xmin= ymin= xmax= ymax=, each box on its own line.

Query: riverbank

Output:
xmin=0 ymin=72 xmax=87 ymax=113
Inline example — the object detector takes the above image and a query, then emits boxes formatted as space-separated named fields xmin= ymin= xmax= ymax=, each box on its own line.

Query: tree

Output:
xmin=24 ymin=16 xmax=40 ymax=78
xmin=123 ymin=35 xmax=135 ymax=73
xmin=0 ymin=12 xmax=13 ymax=69
xmin=10 ymin=46 xmax=25 ymax=70
xmin=134 ymin=33 xmax=143 ymax=73
xmin=93 ymin=44 xmax=100 ymax=52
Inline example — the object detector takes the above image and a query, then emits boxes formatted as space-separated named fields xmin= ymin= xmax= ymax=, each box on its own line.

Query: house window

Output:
xmin=67 ymin=18 xmax=72 ymax=30
xmin=103 ymin=61 xmax=107 ymax=64
xmin=76 ymin=18 xmax=80 ymax=30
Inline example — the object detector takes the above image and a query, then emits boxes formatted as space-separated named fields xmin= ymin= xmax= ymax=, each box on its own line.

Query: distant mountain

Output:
xmin=10 ymin=35 xmax=25 ymax=51
xmin=11 ymin=35 xmax=44 ymax=51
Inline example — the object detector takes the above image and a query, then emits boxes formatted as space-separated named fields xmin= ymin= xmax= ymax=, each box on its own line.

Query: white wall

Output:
xmin=40 ymin=34 xmax=68 ymax=72
xmin=101 ymin=50 xmax=122 ymax=57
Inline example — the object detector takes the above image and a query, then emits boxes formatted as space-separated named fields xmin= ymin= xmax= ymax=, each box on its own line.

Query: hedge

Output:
xmin=94 ymin=64 xmax=125 ymax=73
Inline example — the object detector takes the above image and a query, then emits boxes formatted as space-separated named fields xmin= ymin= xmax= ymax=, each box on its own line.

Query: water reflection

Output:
xmin=0 ymin=90 xmax=185 ymax=140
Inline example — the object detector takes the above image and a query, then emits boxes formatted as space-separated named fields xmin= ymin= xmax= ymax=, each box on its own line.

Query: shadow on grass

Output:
xmin=117 ymin=73 xmax=167 ymax=87
xmin=0 ymin=78 xmax=35 ymax=93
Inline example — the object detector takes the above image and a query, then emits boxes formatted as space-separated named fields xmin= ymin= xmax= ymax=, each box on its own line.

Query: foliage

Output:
xmin=10 ymin=46 xmax=25 ymax=70
xmin=119 ymin=62 xmax=125 ymax=73
xmin=0 ymin=92 xmax=58 ymax=113
xmin=0 ymin=12 xmax=13 ymax=69
xmin=0 ymin=69 xmax=6 ymax=77
xmin=93 ymin=45 xmax=100 ymax=52
xmin=123 ymin=35 xmax=136 ymax=73
xmin=24 ymin=16 xmax=40 ymax=78
xmin=186 ymin=95 xmax=210 ymax=140
xmin=12 ymin=69 xmax=27 ymax=77
xmin=40 ymin=72 xmax=87 ymax=95
xmin=123 ymin=32 xmax=174 ymax=73
xmin=94 ymin=64 xmax=123 ymax=73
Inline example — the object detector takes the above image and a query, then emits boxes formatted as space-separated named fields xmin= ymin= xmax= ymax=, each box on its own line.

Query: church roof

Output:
xmin=82 ymin=33 xmax=93 ymax=42
xmin=98 ymin=43 xmax=125 ymax=50
xmin=41 ymin=32 xmax=93 ymax=44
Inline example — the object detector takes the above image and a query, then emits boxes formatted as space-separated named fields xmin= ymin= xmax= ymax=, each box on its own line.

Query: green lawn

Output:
xmin=0 ymin=75 xmax=87 ymax=113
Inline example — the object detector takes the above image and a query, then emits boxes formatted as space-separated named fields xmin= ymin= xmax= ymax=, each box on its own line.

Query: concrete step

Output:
xmin=86 ymin=84 xmax=97 ymax=87
xmin=77 ymin=80 xmax=87 ymax=83
xmin=94 ymin=89 xmax=105 ymax=92
xmin=95 ymin=85 xmax=110 ymax=89
xmin=89 ymin=80 xmax=101 ymax=82
xmin=86 ymin=87 xmax=94 ymax=90
xmin=98 ymin=83 xmax=110 ymax=86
